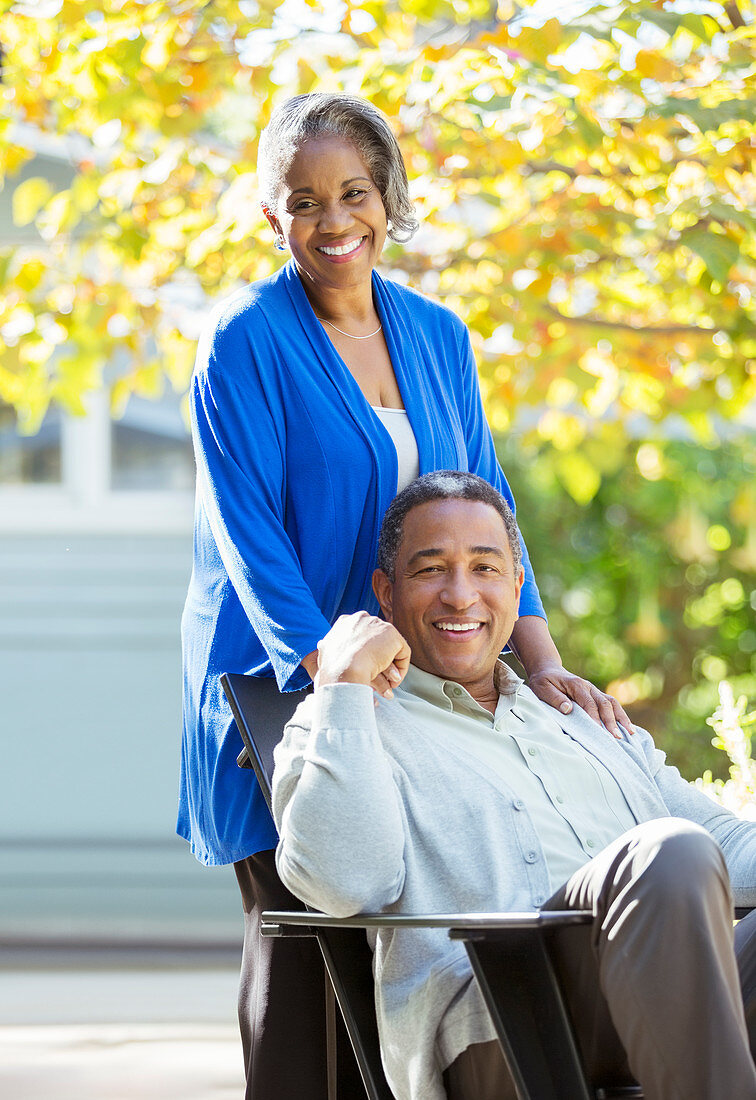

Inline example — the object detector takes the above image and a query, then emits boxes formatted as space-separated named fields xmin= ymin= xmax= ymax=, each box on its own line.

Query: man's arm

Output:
xmin=272 ymin=614 xmax=411 ymax=917
xmin=634 ymin=730 xmax=756 ymax=906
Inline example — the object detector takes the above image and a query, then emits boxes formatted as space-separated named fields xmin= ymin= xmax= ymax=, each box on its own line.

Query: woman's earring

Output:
xmin=275 ymin=235 xmax=287 ymax=252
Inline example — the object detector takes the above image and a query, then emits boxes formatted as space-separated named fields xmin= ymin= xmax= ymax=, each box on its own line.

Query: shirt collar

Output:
xmin=398 ymin=659 xmax=523 ymax=714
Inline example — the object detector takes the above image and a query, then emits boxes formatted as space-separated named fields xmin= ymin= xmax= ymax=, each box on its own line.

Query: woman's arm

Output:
xmin=191 ymin=320 xmax=331 ymax=689
xmin=300 ymin=650 xmax=319 ymax=679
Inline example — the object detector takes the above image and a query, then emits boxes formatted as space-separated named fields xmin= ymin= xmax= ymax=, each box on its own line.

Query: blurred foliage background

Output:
xmin=1 ymin=0 xmax=754 ymax=779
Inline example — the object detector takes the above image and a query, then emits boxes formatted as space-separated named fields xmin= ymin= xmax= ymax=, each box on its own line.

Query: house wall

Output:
xmin=0 ymin=528 xmax=242 ymax=944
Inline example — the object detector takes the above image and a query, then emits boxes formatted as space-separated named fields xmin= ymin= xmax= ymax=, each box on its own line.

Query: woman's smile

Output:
xmin=316 ymin=235 xmax=369 ymax=262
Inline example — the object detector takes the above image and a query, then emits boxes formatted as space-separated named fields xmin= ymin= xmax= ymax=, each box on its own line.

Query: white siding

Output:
xmin=0 ymin=533 xmax=241 ymax=944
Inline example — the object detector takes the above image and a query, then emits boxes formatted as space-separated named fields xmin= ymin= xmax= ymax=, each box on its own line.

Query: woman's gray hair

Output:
xmin=376 ymin=471 xmax=523 ymax=581
xmin=258 ymin=93 xmax=419 ymax=243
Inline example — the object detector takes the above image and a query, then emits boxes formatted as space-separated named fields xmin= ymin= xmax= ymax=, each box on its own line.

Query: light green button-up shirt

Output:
xmin=394 ymin=660 xmax=637 ymax=893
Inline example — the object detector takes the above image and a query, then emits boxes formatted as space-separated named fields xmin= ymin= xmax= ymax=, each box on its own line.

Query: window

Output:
xmin=0 ymin=403 xmax=62 ymax=485
xmin=111 ymin=393 xmax=194 ymax=492
xmin=0 ymin=391 xmax=194 ymax=533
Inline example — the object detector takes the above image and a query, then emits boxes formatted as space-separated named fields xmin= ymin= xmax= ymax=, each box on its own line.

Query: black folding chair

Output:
xmin=222 ymin=671 xmax=645 ymax=1100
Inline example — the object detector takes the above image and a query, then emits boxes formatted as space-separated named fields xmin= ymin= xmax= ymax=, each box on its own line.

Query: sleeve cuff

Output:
xmin=313 ymin=682 xmax=377 ymax=731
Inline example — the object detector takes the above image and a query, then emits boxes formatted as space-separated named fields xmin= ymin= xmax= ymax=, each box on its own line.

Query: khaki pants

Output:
xmin=444 ymin=819 xmax=756 ymax=1100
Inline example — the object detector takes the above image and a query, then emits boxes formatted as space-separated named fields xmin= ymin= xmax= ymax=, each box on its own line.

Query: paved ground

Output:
xmin=0 ymin=960 xmax=246 ymax=1100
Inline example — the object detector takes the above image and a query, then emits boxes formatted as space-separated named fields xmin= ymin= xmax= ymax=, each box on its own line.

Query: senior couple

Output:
xmin=179 ymin=90 xmax=756 ymax=1099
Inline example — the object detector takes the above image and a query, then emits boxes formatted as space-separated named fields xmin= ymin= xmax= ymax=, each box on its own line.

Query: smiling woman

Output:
xmin=261 ymin=135 xmax=403 ymax=407
xmin=177 ymin=92 xmax=631 ymax=1100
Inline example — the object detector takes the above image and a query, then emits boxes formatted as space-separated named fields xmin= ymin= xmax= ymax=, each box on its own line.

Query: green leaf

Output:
xmin=556 ymin=452 xmax=601 ymax=505
xmin=640 ymin=11 xmax=680 ymax=39
xmin=706 ymin=201 xmax=756 ymax=235
xmin=679 ymin=14 xmax=716 ymax=44
xmin=12 ymin=177 xmax=53 ymax=226
xmin=574 ymin=110 xmax=604 ymax=150
xmin=683 ymin=230 xmax=740 ymax=284
xmin=655 ymin=97 xmax=756 ymax=132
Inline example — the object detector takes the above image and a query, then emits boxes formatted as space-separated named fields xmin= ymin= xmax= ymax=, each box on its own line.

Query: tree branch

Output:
xmin=545 ymin=305 xmax=715 ymax=336
xmin=725 ymin=2 xmax=746 ymax=29
xmin=522 ymin=157 xmax=708 ymax=180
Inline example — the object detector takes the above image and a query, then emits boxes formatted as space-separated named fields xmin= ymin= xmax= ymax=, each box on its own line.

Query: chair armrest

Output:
xmin=733 ymin=885 xmax=756 ymax=910
xmin=261 ymin=909 xmax=592 ymax=937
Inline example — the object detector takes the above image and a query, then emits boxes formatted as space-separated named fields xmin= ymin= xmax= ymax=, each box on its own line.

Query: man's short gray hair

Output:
xmin=376 ymin=471 xmax=523 ymax=581
xmin=258 ymin=93 xmax=419 ymax=243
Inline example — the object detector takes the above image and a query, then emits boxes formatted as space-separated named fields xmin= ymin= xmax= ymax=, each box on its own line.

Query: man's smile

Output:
xmin=433 ymin=621 xmax=484 ymax=635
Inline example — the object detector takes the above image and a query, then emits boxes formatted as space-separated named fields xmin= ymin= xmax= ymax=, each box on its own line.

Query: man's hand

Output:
xmin=316 ymin=612 xmax=411 ymax=699
xmin=527 ymin=665 xmax=634 ymax=739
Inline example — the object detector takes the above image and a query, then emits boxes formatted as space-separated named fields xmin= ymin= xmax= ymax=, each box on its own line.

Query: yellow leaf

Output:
xmin=19 ymin=337 xmax=54 ymax=367
xmin=1 ymin=144 xmax=34 ymax=177
xmin=555 ymin=452 xmax=601 ymax=505
xmin=141 ymin=21 xmax=176 ymax=73
xmin=512 ymin=19 xmax=563 ymax=63
xmin=12 ymin=177 xmax=53 ymax=226
xmin=635 ymin=50 xmax=677 ymax=83
xmin=14 ymin=260 xmax=46 ymax=292
xmin=546 ymin=377 xmax=578 ymax=407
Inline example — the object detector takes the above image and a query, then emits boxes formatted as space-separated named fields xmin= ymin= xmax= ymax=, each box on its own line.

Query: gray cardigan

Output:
xmin=272 ymin=680 xmax=756 ymax=1100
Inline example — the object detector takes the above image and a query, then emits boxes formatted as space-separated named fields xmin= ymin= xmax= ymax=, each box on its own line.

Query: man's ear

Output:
xmin=515 ymin=567 xmax=526 ymax=611
xmin=261 ymin=202 xmax=282 ymax=238
xmin=372 ymin=569 xmax=393 ymax=622
xmin=514 ymin=564 xmax=525 ymax=611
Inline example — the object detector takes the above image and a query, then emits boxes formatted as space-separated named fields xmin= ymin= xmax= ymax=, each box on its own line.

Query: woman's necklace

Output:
xmin=317 ymin=316 xmax=383 ymax=340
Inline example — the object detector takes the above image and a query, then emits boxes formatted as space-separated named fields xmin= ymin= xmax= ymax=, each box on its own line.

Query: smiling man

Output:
xmin=272 ymin=471 xmax=756 ymax=1100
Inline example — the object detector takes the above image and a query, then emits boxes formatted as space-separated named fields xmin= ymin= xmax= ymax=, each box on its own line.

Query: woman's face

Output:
xmin=264 ymin=135 xmax=388 ymax=295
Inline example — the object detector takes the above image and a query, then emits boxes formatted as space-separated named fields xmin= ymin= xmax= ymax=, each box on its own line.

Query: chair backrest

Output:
xmin=220 ymin=671 xmax=394 ymax=1100
xmin=221 ymin=672 xmax=310 ymax=812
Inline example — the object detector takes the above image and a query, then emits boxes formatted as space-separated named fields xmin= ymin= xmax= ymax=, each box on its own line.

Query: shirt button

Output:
xmin=525 ymin=851 xmax=538 ymax=863
xmin=452 ymin=686 xmax=463 ymax=697
xmin=556 ymin=795 xmax=565 ymax=804
xmin=527 ymin=747 xmax=537 ymax=757
xmin=513 ymin=799 xmax=525 ymax=811
xmin=586 ymin=838 xmax=596 ymax=848
xmin=534 ymin=895 xmax=545 ymax=906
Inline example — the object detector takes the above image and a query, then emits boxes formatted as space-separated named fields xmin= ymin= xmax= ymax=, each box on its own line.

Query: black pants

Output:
xmin=234 ymin=848 xmax=366 ymax=1100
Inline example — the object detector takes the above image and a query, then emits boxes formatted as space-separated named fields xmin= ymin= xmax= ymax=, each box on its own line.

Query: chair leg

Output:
xmin=462 ymin=929 xmax=593 ymax=1100
xmin=317 ymin=928 xmax=396 ymax=1100
xmin=325 ymin=981 xmax=338 ymax=1100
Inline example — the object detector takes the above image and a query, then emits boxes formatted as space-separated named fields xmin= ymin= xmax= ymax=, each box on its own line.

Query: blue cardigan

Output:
xmin=178 ymin=259 xmax=545 ymax=865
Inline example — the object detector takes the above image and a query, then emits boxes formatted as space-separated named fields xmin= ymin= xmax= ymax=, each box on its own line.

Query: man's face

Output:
xmin=373 ymin=499 xmax=524 ymax=699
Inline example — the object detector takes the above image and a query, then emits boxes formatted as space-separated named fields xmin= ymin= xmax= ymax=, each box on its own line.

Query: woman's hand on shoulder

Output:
xmin=527 ymin=665 xmax=633 ymax=739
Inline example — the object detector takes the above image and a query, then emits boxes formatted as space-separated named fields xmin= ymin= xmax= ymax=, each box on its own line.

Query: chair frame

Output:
xmin=221 ymin=671 xmax=649 ymax=1099
xmin=261 ymin=909 xmax=643 ymax=1100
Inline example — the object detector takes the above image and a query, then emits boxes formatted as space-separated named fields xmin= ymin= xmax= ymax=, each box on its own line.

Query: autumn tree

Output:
xmin=1 ymin=0 xmax=754 ymax=769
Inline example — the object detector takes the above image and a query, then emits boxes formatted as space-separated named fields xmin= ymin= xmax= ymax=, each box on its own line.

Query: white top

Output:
xmin=371 ymin=406 xmax=420 ymax=493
